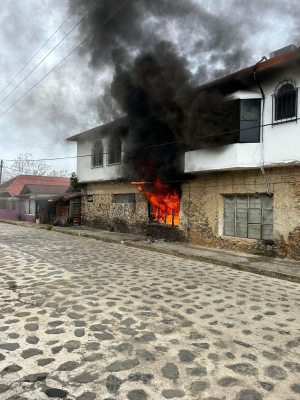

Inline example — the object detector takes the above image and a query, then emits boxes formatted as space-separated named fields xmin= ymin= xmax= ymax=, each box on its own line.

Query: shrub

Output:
xmin=9 ymin=281 xmax=17 ymax=289
xmin=109 ymin=226 xmax=115 ymax=232
xmin=46 ymin=225 xmax=52 ymax=230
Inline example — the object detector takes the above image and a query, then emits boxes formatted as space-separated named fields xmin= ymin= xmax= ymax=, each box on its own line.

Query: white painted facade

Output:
xmin=69 ymin=52 xmax=300 ymax=180
xmin=185 ymin=58 xmax=300 ymax=174
xmin=67 ymin=118 xmax=127 ymax=183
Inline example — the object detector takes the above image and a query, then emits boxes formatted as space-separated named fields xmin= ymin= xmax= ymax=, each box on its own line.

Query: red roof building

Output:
xmin=0 ymin=175 xmax=70 ymax=197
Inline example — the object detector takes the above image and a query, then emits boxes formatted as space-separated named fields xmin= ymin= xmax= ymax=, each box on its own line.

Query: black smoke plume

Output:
xmin=108 ymin=42 xmax=238 ymax=184
xmin=67 ymin=0 xmax=266 ymax=184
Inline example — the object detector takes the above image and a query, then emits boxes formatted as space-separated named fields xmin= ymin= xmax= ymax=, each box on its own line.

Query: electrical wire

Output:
xmin=0 ymin=0 xmax=131 ymax=120
xmin=2 ymin=117 xmax=300 ymax=161
xmin=0 ymin=0 xmax=86 ymax=96
xmin=0 ymin=136 xmax=76 ymax=151
xmin=0 ymin=0 xmax=105 ymax=106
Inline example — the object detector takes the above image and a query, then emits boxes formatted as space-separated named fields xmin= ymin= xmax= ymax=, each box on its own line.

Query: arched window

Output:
xmin=91 ymin=139 xmax=103 ymax=167
xmin=274 ymin=81 xmax=297 ymax=122
xmin=108 ymin=135 xmax=121 ymax=165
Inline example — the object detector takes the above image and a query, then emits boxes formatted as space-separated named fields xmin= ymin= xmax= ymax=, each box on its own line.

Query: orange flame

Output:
xmin=136 ymin=177 xmax=180 ymax=226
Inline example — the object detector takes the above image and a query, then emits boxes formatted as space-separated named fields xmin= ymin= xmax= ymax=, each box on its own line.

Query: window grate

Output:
xmin=223 ymin=194 xmax=273 ymax=240
xmin=272 ymin=83 xmax=298 ymax=125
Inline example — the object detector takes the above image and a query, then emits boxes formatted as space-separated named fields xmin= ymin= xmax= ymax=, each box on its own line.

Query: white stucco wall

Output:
xmin=185 ymin=143 xmax=261 ymax=173
xmin=185 ymin=61 xmax=300 ymax=173
xmin=77 ymin=134 xmax=125 ymax=183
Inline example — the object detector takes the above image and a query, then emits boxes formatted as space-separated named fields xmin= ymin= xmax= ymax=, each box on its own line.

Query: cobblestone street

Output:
xmin=0 ymin=223 xmax=300 ymax=400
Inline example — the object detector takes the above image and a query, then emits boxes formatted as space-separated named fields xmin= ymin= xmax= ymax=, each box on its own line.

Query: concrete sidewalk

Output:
xmin=1 ymin=218 xmax=300 ymax=283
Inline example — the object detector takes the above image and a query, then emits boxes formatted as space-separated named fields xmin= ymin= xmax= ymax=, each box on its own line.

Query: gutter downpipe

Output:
xmin=253 ymin=57 xmax=272 ymax=197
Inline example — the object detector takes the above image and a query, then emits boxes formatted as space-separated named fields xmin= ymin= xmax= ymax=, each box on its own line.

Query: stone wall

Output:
xmin=179 ymin=166 xmax=300 ymax=258
xmin=81 ymin=182 xmax=184 ymax=240
xmin=81 ymin=166 xmax=300 ymax=259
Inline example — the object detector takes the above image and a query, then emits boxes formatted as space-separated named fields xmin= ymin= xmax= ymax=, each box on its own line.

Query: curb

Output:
xmin=1 ymin=219 xmax=300 ymax=283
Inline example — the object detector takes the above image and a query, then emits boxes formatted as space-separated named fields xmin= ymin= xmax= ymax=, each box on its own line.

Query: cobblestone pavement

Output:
xmin=0 ymin=223 xmax=300 ymax=400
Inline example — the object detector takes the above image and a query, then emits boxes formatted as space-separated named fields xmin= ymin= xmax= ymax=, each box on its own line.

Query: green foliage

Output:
xmin=109 ymin=226 xmax=115 ymax=232
xmin=9 ymin=281 xmax=17 ymax=289
xmin=70 ymin=172 xmax=79 ymax=191
xmin=254 ymin=248 xmax=277 ymax=258
xmin=15 ymin=214 xmax=21 ymax=221
xmin=46 ymin=225 xmax=53 ymax=230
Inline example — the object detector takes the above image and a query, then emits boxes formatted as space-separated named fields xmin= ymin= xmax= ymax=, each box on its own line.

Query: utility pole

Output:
xmin=0 ymin=160 xmax=3 ymax=185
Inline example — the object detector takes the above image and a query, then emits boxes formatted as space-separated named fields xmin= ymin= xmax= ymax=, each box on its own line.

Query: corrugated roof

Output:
xmin=46 ymin=192 xmax=81 ymax=202
xmin=0 ymin=175 xmax=70 ymax=197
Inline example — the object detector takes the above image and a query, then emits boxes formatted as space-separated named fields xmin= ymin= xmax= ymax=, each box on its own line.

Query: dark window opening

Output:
xmin=87 ymin=195 xmax=94 ymax=203
xmin=223 ymin=194 xmax=273 ymax=240
xmin=91 ymin=139 xmax=103 ymax=167
xmin=0 ymin=200 xmax=7 ymax=209
xmin=273 ymin=83 xmax=297 ymax=123
xmin=239 ymin=99 xmax=261 ymax=143
xmin=108 ymin=135 xmax=122 ymax=165
xmin=114 ymin=194 xmax=135 ymax=203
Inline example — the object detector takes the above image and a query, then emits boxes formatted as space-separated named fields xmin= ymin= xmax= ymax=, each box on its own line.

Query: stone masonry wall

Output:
xmin=81 ymin=182 xmax=184 ymax=240
xmin=81 ymin=166 xmax=300 ymax=259
xmin=179 ymin=166 xmax=300 ymax=259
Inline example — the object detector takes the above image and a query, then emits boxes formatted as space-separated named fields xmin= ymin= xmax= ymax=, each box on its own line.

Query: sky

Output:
xmin=0 ymin=0 xmax=298 ymax=177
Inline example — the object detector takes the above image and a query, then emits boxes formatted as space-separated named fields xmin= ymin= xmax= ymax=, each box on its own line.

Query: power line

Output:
xmin=0 ymin=136 xmax=76 ymax=151
xmin=0 ymin=0 xmax=86 ymax=96
xmin=3 ymin=117 xmax=300 ymax=162
xmin=0 ymin=0 xmax=105 ymax=106
xmin=140 ymin=118 xmax=300 ymax=149
xmin=3 ymin=153 xmax=108 ymax=162
xmin=0 ymin=0 xmax=131 ymax=120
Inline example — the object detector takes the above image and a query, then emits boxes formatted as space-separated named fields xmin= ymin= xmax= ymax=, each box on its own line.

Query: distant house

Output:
xmin=0 ymin=175 xmax=71 ymax=222
xmin=36 ymin=192 xmax=81 ymax=225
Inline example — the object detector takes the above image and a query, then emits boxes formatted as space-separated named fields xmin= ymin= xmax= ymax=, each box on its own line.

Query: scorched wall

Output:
xmin=81 ymin=166 xmax=300 ymax=259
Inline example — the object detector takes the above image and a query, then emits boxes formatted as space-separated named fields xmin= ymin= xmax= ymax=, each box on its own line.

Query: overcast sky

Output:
xmin=0 ymin=0 xmax=298 ymax=176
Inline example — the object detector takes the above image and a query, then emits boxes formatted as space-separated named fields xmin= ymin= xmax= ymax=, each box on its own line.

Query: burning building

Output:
xmin=68 ymin=44 xmax=300 ymax=259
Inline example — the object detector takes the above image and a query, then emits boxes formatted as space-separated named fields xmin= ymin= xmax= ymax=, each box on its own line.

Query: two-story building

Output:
xmin=68 ymin=44 xmax=300 ymax=258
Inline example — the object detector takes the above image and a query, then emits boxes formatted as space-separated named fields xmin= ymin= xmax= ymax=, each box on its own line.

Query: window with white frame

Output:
xmin=91 ymin=139 xmax=103 ymax=167
xmin=223 ymin=194 xmax=273 ymax=240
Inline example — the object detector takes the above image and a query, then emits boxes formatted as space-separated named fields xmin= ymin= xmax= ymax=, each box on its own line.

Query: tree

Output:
xmin=2 ymin=153 xmax=70 ymax=182
xmin=70 ymin=172 xmax=79 ymax=191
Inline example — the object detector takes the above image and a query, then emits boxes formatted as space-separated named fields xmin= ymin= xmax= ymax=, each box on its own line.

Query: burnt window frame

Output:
xmin=108 ymin=135 xmax=122 ymax=166
xmin=272 ymin=80 xmax=298 ymax=125
xmin=91 ymin=139 xmax=104 ymax=168
xmin=114 ymin=194 xmax=135 ymax=204
xmin=223 ymin=194 xmax=273 ymax=241
xmin=148 ymin=203 xmax=178 ymax=227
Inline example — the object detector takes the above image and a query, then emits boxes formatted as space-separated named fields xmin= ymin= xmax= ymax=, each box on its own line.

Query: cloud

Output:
xmin=0 ymin=0 xmax=298 ymax=173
